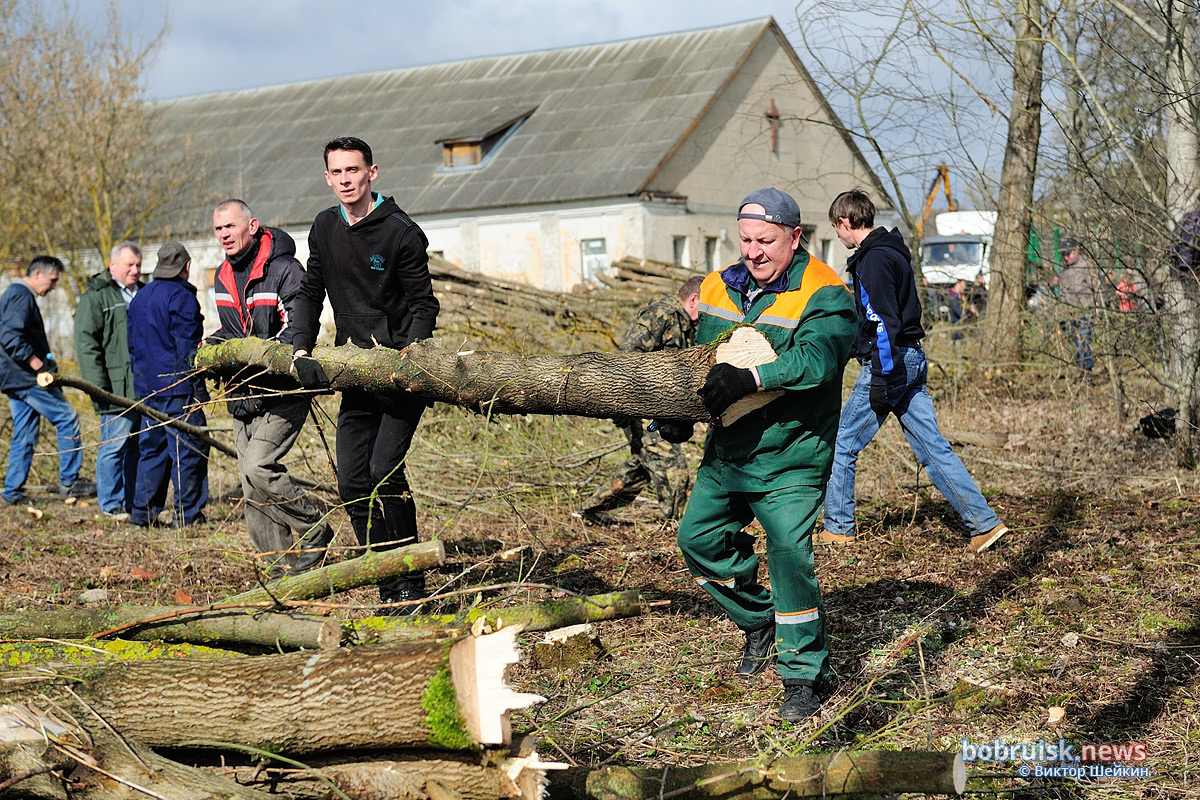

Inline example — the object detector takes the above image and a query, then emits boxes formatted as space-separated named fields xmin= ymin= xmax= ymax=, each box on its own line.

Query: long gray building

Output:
xmin=153 ymin=16 xmax=887 ymax=306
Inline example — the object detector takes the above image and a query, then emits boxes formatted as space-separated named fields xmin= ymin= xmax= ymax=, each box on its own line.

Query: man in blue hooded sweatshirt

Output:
xmin=821 ymin=189 xmax=1008 ymax=553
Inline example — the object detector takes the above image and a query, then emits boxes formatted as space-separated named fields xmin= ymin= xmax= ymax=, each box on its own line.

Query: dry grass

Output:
xmin=0 ymin=316 xmax=1197 ymax=798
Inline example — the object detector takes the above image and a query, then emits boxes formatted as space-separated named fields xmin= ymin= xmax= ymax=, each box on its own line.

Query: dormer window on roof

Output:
xmin=436 ymin=107 xmax=535 ymax=171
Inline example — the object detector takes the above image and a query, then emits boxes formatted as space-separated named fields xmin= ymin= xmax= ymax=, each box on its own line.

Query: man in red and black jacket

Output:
xmin=209 ymin=199 xmax=333 ymax=580
xmin=289 ymin=137 xmax=440 ymax=614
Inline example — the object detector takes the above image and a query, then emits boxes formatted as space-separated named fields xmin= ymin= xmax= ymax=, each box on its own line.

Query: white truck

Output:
xmin=919 ymin=210 xmax=997 ymax=287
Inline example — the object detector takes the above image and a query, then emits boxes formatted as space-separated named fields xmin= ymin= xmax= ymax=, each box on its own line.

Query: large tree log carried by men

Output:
xmin=195 ymin=326 xmax=781 ymax=424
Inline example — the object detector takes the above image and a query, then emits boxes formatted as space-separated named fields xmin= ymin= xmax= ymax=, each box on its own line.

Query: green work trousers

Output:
xmin=676 ymin=467 xmax=828 ymax=682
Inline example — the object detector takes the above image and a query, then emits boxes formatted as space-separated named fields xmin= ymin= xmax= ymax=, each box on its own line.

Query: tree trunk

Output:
xmin=195 ymin=337 xmax=713 ymax=422
xmin=0 ymin=606 xmax=341 ymax=651
xmin=350 ymin=590 xmax=644 ymax=643
xmin=548 ymin=750 xmax=965 ymax=799
xmin=0 ymin=628 xmax=541 ymax=754
xmin=981 ymin=0 xmax=1044 ymax=365
xmin=0 ymin=704 xmax=271 ymax=800
xmin=218 ymin=752 xmax=548 ymax=800
xmin=225 ymin=540 xmax=445 ymax=605
xmin=1164 ymin=0 xmax=1200 ymax=467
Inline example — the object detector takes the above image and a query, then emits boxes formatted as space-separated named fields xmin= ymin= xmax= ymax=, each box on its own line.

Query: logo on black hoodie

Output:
xmin=369 ymin=254 xmax=385 ymax=271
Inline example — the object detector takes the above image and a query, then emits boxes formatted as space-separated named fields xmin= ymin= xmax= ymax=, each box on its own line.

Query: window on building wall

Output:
xmin=436 ymin=107 xmax=536 ymax=172
xmin=672 ymin=236 xmax=688 ymax=267
xmin=705 ymin=237 xmax=719 ymax=270
xmin=819 ymin=239 xmax=831 ymax=263
xmin=581 ymin=238 xmax=608 ymax=283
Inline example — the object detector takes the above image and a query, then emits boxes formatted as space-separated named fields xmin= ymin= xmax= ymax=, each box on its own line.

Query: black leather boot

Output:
xmin=780 ymin=680 xmax=821 ymax=721
xmin=293 ymin=525 xmax=335 ymax=574
xmin=734 ymin=621 xmax=777 ymax=676
xmin=379 ymin=574 xmax=428 ymax=616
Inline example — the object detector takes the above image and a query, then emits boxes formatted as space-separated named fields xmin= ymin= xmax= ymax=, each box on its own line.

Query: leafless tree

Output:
xmin=0 ymin=1 xmax=200 ymax=302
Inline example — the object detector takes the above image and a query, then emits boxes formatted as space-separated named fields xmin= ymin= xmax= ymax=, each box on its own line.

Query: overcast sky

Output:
xmin=113 ymin=0 xmax=808 ymax=100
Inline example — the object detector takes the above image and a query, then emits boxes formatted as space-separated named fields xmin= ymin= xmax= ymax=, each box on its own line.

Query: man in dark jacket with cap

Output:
xmin=821 ymin=189 xmax=1008 ymax=553
xmin=209 ymin=199 xmax=333 ymax=579
xmin=74 ymin=241 xmax=145 ymax=520
xmin=290 ymin=136 xmax=439 ymax=614
xmin=0 ymin=256 xmax=95 ymax=505
xmin=127 ymin=241 xmax=209 ymax=527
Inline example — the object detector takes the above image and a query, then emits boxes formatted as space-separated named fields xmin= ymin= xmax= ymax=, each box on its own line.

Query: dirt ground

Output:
xmin=0 ymin=324 xmax=1197 ymax=798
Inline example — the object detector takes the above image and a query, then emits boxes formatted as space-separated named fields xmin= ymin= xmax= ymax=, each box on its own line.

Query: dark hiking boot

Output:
xmin=572 ymin=508 xmax=616 ymax=526
xmin=734 ymin=621 xmax=777 ymax=677
xmin=60 ymin=479 xmax=97 ymax=499
xmin=379 ymin=574 xmax=428 ymax=616
xmin=293 ymin=525 xmax=335 ymax=573
xmin=779 ymin=681 xmax=821 ymax=722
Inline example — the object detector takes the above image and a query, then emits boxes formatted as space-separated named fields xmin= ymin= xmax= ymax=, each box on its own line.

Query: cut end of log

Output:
xmin=714 ymin=326 xmax=786 ymax=426
xmin=953 ymin=751 xmax=966 ymax=794
xmin=316 ymin=617 xmax=343 ymax=650
xmin=449 ymin=626 xmax=545 ymax=746
xmin=35 ymin=372 xmax=54 ymax=388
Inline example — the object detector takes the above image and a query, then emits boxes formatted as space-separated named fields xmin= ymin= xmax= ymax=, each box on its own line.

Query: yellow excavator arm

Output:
xmin=917 ymin=163 xmax=956 ymax=239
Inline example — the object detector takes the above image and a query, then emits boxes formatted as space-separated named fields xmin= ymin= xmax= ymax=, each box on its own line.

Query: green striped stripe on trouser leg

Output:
xmin=676 ymin=467 xmax=828 ymax=682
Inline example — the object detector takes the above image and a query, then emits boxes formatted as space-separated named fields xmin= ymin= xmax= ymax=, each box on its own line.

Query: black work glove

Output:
xmin=291 ymin=355 xmax=331 ymax=390
xmin=869 ymin=372 xmax=907 ymax=415
xmin=39 ymin=359 xmax=59 ymax=375
xmin=697 ymin=363 xmax=758 ymax=418
xmin=652 ymin=420 xmax=694 ymax=444
xmin=610 ymin=415 xmax=637 ymax=429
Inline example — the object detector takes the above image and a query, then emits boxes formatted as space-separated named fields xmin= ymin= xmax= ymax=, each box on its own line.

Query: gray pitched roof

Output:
xmin=155 ymin=18 xmax=775 ymax=228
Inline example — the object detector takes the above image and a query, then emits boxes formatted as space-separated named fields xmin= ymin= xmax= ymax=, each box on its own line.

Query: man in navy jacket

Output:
xmin=127 ymin=242 xmax=208 ymax=527
xmin=0 ymin=256 xmax=95 ymax=505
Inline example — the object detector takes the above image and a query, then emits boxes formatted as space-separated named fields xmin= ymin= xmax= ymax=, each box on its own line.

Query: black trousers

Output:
xmin=336 ymin=389 xmax=424 ymax=554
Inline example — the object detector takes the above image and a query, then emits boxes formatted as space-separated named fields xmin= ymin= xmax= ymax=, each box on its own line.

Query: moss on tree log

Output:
xmin=548 ymin=751 xmax=966 ymax=799
xmin=348 ymin=590 xmax=643 ymax=643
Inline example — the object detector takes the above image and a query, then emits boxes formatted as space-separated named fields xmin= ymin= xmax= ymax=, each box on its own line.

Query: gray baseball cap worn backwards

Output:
xmin=738 ymin=187 xmax=802 ymax=228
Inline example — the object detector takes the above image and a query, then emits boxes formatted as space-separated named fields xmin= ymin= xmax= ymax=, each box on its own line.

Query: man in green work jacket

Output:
xmin=74 ymin=241 xmax=145 ymax=520
xmin=654 ymin=188 xmax=857 ymax=722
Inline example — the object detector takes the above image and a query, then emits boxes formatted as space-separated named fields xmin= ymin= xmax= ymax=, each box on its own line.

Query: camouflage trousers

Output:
xmin=581 ymin=421 xmax=691 ymax=520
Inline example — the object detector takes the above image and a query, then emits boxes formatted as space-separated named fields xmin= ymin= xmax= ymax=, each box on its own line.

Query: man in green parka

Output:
xmin=654 ymin=189 xmax=857 ymax=722
xmin=73 ymin=241 xmax=145 ymax=520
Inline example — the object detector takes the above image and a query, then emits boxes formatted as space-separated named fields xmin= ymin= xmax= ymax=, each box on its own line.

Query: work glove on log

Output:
xmin=697 ymin=363 xmax=758 ymax=418
xmin=869 ymin=370 xmax=908 ymax=415
xmin=652 ymin=420 xmax=694 ymax=444
xmin=291 ymin=355 xmax=331 ymax=391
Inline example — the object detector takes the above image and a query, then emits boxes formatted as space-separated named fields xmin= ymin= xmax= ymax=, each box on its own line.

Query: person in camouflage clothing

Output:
xmin=575 ymin=276 xmax=704 ymax=524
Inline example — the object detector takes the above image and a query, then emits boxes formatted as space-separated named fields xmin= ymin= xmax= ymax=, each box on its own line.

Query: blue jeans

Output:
xmin=131 ymin=395 xmax=209 ymax=526
xmin=97 ymin=411 xmax=140 ymax=513
xmin=1060 ymin=317 xmax=1093 ymax=371
xmin=823 ymin=347 xmax=1001 ymax=538
xmin=3 ymin=385 xmax=82 ymax=502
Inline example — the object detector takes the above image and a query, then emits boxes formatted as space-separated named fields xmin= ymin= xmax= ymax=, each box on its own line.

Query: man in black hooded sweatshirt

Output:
xmin=290 ymin=137 xmax=440 ymax=613
xmin=819 ymin=189 xmax=1008 ymax=554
